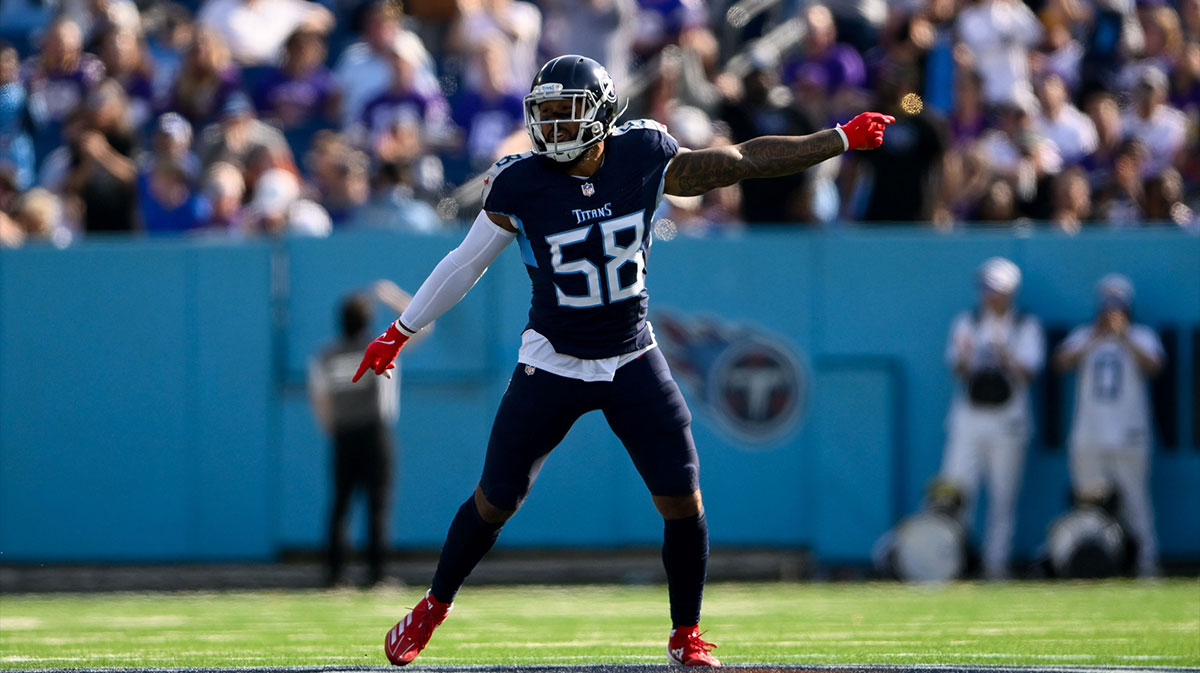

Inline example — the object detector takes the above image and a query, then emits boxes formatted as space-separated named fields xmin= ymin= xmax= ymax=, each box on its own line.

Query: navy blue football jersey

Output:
xmin=483 ymin=119 xmax=680 ymax=359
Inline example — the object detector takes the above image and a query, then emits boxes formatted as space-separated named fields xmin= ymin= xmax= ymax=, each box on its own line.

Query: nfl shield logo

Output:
xmin=581 ymin=182 xmax=595 ymax=197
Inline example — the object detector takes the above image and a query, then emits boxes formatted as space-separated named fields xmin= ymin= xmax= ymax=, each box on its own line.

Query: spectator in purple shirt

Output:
xmin=358 ymin=37 xmax=452 ymax=150
xmin=1037 ymin=5 xmax=1086 ymax=94
xmin=1080 ymin=90 xmax=1126 ymax=193
xmin=633 ymin=0 xmax=709 ymax=61
xmin=449 ymin=39 xmax=524 ymax=174
xmin=97 ymin=26 xmax=155 ymax=129
xmin=253 ymin=27 xmax=341 ymax=132
xmin=782 ymin=5 xmax=867 ymax=105
xmin=333 ymin=0 xmax=439 ymax=129
xmin=22 ymin=16 xmax=106 ymax=155
xmin=169 ymin=27 xmax=241 ymax=127
xmin=949 ymin=68 xmax=988 ymax=149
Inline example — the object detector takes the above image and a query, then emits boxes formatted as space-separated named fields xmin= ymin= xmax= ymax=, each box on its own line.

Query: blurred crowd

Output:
xmin=0 ymin=0 xmax=1197 ymax=247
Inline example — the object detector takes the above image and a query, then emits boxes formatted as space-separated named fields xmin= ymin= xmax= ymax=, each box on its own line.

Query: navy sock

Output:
xmin=662 ymin=511 xmax=709 ymax=628
xmin=430 ymin=496 xmax=504 ymax=604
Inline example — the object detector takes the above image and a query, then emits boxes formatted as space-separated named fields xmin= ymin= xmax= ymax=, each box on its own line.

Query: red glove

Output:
xmin=837 ymin=112 xmax=896 ymax=150
xmin=352 ymin=321 xmax=411 ymax=382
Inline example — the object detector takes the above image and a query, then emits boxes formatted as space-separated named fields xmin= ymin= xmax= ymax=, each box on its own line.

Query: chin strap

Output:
xmin=540 ymin=97 xmax=628 ymax=162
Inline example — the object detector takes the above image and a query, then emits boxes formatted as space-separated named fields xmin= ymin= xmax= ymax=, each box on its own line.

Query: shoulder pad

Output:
xmin=482 ymin=151 xmax=535 ymax=204
xmin=613 ymin=119 xmax=670 ymax=136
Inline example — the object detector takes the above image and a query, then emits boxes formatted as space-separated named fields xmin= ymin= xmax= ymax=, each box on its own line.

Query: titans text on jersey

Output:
xmin=482 ymin=119 xmax=680 ymax=359
xmin=572 ymin=203 xmax=614 ymax=224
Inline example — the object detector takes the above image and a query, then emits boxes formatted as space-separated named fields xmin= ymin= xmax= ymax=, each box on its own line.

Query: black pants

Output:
xmin=327 ymin=422 xmax=392 ymax=585
xmin=480 ymin=347 xmax=699 ymax=511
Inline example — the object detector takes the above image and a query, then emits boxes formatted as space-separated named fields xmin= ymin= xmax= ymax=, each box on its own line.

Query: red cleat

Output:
xmin=667 ymin=625 xmax=721 ymax=667
xmin=384 ymin=590 xmax=453 ymax=666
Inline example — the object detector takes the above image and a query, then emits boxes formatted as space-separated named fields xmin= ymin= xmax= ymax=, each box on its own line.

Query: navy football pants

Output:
xmin=480 ymin=347 xmax=700 ymax=510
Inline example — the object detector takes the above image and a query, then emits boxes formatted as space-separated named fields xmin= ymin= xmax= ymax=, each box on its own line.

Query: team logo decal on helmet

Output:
xmin=524 ymin=55 xmax=626 ymax=163
xmin=655 ymin=310 xmax=808 ymax=447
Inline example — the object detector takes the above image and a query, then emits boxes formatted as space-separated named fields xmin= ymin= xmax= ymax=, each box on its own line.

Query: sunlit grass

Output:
xmin=0 ymin=580 xmax=1196 ymax=668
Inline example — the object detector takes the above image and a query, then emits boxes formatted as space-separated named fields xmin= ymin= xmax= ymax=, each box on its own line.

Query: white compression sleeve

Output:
xmin=397 ymin=210 xmax=516 ymax=332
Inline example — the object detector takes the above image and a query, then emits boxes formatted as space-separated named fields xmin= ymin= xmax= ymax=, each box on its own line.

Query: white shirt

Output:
xmin=1122 ymin=105 xmax=1189 ymax=177
xmin=458 ymin=1 xmax=542 ymax=92
xmin=1059 ymin=324 xmax=1163 ymax=450
xmin=1037 ymin=104 xmax=1099 ymax=164
xmin=198 ymin=0 xmax=322 ymax=65
xmin=333 ymin=35 xmax=439 ymax=129
xmin=1042 ymin=40 xmax=1084 ymax=92
xmin=945 ymin=309 xmax=1045 ymax=424
xmin=976 ymin=129 xmax=1063 ymax=178
xmin=541 ymin=0 xmax=637 ymax=89
xmin=518 ymin=326 xmax=657 ymax=383
xmin=956 ymin=0 xmax=1042 ymax=106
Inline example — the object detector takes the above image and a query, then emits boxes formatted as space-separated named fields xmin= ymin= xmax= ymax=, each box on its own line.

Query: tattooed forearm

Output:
xmin=664 ymin=129 xmax=845 ymax=196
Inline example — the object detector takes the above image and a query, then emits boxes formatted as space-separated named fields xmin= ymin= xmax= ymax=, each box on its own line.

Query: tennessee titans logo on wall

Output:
xmin=655 ymin=311 xmax=807 ymax=446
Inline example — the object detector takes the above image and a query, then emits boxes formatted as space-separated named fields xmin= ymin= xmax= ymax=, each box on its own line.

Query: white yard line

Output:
xmin=0 ymin=617 xmax=43 ymax=630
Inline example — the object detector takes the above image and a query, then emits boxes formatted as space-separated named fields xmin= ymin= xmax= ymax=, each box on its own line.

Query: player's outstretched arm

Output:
xmin=353 ymin=210 xmax=516 ymax=382
xmin=663 ymin=112 xmax=895 ymax=197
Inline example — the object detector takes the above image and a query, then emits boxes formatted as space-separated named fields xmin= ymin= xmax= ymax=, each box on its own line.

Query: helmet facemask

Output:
xmin=524 ymin=84 xmax=610 ymax=163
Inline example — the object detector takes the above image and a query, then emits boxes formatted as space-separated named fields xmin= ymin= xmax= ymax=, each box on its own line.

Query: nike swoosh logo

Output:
xmin=379 ymin=340 xmax=395 ymax=345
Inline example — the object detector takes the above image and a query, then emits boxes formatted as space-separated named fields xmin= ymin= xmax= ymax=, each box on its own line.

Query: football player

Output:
xmin=354 ymin=55 xmax=894 ymax=667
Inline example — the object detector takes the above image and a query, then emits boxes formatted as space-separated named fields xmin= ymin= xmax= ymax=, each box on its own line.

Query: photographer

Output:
xmin=1053 ymin=274 xmax=1163 ymax=577
xmin=939 ymin=257 xmax=1045 ymax=579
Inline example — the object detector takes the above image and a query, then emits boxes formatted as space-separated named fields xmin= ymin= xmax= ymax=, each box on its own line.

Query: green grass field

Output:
xmin=1 ymin=580 xmax=1197 ymax=669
